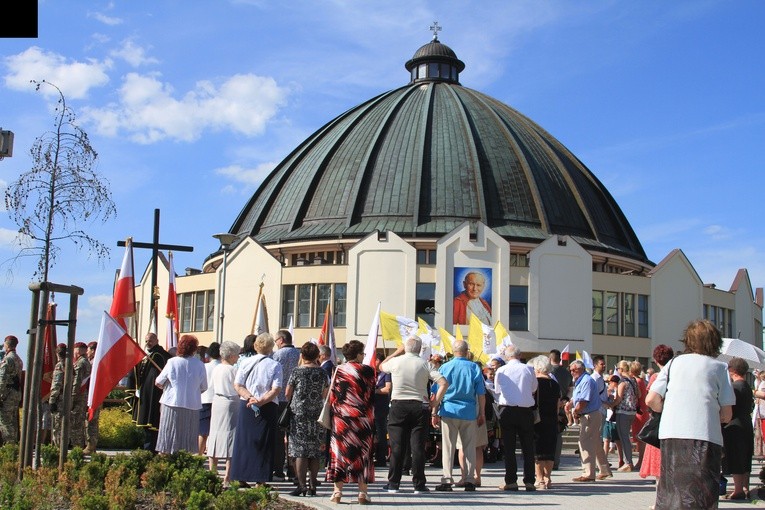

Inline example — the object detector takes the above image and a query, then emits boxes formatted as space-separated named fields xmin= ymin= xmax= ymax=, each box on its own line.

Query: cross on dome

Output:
xmin=429 ymin=21 xmax=442 ymax=41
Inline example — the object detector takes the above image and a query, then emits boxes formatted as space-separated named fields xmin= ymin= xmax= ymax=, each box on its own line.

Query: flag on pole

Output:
xmin=40 ymin=302 xmax=57 ymax=400
xmin=254 ymin=293 xmax=269 ymax=335
xmin=455 ymin=326 xmax=464 ymax=341
xmin=165 ymin=251 xmax=179 ymax=350
xmin=379 ymin=312 xmax=418 ymax=348
xmin=417 ymin=317 xmax=439 ymax=359
xmin=437 ymin=327 xmax=454 ymax=354
xmin=287 ymin=315 xmax=294 ymax=339
xmin=494 ymin=321 xmax=513 ymax=350
xmin=561 ymin=344 xmax=570 ymax=362
xmin=88 ymin=312 xmax=147 ymax=421
xmin=582 ymin=350 xmax=594 ymax=370
xmin=318 ymin=303 xmax=336 ymax=364
xmin=362 ymin=302 xmax=381 ymax=369
xmin=467 ymin=314 xmax=492 ymax=364
xmin=110 ymin=238 xmax=136 ymax=329
xmin=575 ymin=351 xmax=582 ymax=362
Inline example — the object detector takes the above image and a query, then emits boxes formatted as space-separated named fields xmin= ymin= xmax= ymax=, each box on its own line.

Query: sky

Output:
xmin=1 ymin=1 xmax=763 ymax=363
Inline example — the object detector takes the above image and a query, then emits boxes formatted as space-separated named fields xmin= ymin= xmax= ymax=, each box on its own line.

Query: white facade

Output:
xmin=134 ymin=222 xmax=763 ymax=363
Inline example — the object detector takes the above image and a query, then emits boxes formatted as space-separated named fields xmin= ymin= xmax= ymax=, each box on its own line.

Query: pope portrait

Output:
xmin=453 ymin=270 xmax=492 ymax=325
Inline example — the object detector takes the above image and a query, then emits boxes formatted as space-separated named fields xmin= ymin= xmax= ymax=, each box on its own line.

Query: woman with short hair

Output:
xmin=155 ymin=334 xmax=208 ymax=454
xmin=326 ymin=339 xmax=375 ymax=504
xmin=722 ymin=356 xmax=754 ymax=500
xmin=528 ymin=354 xmax=560 ymax=489
xmin=646 ymin=320 xmax=735 ymax=509
xmin=285 ymin=342 xmax=329 ymax=496
xmin=230 ymin=333 xmax=283 ymax=487
xmin=207 ymin=340 xmax=240 ymax=485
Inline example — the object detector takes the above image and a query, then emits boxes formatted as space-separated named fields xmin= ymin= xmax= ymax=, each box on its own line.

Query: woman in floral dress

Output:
xmin=285 ymin=342 xmax=328 ymax=496
xmin=326 ymin=339 xmax=375 ymax=505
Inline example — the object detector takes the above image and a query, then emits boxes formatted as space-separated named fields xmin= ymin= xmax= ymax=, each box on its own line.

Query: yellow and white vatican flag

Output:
xmin=582 ymin=350 xmax=595 ymax=370
xmin=494 ymin=321 xmax=513 ymax=351
xmin=380 ymin=311 xmax=418 ymax=347
xmin=455 ymin=326 xmax=464 ymax=341
xmin=416 ymin=317 xmax=437 ymax=360
xmin=468 ymin=313 xmax=492 ymax=364
xmin=437 ymin=327 xmax=454 ymax=355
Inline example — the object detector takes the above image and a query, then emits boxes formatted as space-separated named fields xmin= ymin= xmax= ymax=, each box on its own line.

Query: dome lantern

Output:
xmin=405 ymin=22 xmax=465 ymax=85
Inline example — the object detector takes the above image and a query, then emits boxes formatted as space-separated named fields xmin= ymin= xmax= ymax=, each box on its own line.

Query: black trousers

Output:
xmin=387 ymin=400 xmax=429 ymax=488
xmin=499 ymin=406 xmax=536 ymax=485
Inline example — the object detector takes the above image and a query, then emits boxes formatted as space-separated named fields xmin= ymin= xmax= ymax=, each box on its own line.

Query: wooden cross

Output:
xmin=117 ymin=208 xmax=194 ymax=335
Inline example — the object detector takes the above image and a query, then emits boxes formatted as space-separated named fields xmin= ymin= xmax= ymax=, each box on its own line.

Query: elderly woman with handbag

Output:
xmin=284 ymin=342 xmax=328 ymax=496
xmin=646 ymin=320 xmax=735 ymax=510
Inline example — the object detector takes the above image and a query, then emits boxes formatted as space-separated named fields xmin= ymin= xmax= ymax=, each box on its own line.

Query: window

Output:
xmin=623 ymin=293 xmax=635 ymax=337
xmin=297 ymin=285 xmax=312 ymax=327
xmin=509 ymin=285 xmax=528 ymax=331
xmin=334 ymin=284 xmax=347 ymax=327
xmin=593 ymin=291 xmax=649 ymax=338
xmin=416 ymin=249 xmax=437 ymax=265
xmin=637 ymin=295 xmax=649 ymax=338
xmin=179 ymin=291 xmax=215 ymax=332
xmin=206 ymin=290 xmax=215 ymax=331
xmin=315 ymin=284 xmax=331 ymax=325
xmin=510 ymin=253 xmax=529 ymax=267
xmin=282 ymin=283 xmax=347 ymax=328
xmin=416 ymin=283 xmax=436 ymax=326
xmin=281 ymin=286 xmax=295 ymax=328
xmin=592 ymin=291 xmax=603 ymax=335
xmin=606 ymin=292 xmax=619 ymax=335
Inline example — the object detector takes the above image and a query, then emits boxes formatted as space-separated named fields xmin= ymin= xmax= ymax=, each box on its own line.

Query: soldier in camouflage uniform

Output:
xmin=49 ymin=343 xmax=68 ymax=447
xmin=0 ymin=335 xmax=23 ymax=444
xmin=84 ymin=341 xmax=100 ymax=454
xmin=69 ymin=342 xmax=91 ymax=449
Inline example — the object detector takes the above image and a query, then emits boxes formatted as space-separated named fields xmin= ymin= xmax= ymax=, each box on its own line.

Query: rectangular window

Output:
xmin=416 ymin=283 xmax=436 ymax=326
xmin=281 ymin=286 xmax=295 ymax=328
xmin=181 ymin=293 xmax=192 ymax=333
xmin=297 ymin=285 xmax=312 ymax=328
xmin=592 ymin=291 xmax=604 ymax=335
xmin=638 ymin=294 xmax=649 ymax=338
xmin=206 ymin=290 xmax=215 ymax=331
xmin=606 ymin=292 xmax=619 ymax=335
xmin=727 ymin=310 xmax=735 ymax=338
xmin=509 ymin=285 xmax=528 ymax=331
xmin=417 ymin=249 xmax=428 ymax=264
xmin=623 ymin=293 xmax=635 ymax=337
xmin=194 ymin=291 xmax=206 ymax=331
xmin=334 ymin=284 xmax=347 ymax=327
xmin=315 ymin=284 xmax=331 ymax=325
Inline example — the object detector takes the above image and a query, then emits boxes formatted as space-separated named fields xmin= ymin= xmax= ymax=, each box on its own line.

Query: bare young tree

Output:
xmin=4 ymin=80 xmax=116 ymax=282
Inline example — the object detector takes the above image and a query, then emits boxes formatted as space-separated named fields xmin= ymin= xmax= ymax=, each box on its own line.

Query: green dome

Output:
xmin=230 ymin=39 xmax=647 ymax=263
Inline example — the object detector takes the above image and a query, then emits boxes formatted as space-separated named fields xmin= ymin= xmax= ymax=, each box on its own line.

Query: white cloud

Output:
xmin=83 ymin=72 xmax=288 ymax=143
xmin=3 ymin=47 xmax=111 ymax=99
xmin=703 ymin=224 xmax=734 ymax=241
xmin=216 ymin=162 xmax=276 ymax=192
xmin=636 ymin=218 xmax=702 ymax=244
xmin=110 ymin=40 xmax=159 ymax=68
xmin=88 ymin=11 xmax=123 ymax=26
xmin=0 ymin=227 xmax=19 ymax=248
xmin=78 ymin=293 xmax=114 ymax=323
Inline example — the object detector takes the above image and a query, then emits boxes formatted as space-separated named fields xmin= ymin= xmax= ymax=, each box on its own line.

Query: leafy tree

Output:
xmin=4 ymin=80 xmax=116 ymax=281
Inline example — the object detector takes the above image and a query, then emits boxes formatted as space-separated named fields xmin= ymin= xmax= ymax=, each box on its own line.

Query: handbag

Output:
xmin=278 ymin=401 xmax=292 ymax=430
xmin=317 ymin=366 xmax=338 ymax=430
xmin=637 ymin=357 xmax=675 ymax=449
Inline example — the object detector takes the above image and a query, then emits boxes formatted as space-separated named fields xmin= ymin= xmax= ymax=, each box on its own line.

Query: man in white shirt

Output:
xmin=494 ymin=345 xmax=538 ymax=491
xmin=380 ymin=336 xmax=448 ymax=494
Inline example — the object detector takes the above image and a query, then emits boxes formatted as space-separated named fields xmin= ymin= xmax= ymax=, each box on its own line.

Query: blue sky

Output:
xmin=1 ymin=1 xmax=763 ymax=362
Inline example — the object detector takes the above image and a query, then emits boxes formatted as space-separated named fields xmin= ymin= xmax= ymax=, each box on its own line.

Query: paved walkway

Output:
xmin=273 ymin=453 xmax=765 ymax=509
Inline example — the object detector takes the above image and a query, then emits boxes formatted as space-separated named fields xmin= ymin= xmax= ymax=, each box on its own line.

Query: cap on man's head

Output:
xmin=74 ymin=342 xmax=87 ymax=349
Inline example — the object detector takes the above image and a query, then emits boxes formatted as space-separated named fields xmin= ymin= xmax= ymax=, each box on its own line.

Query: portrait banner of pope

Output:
xmin=453 ymin=267 xmax=492 ymax=325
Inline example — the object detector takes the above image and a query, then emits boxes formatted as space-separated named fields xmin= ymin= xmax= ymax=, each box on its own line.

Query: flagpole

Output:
xmin=250 ymin=281 xmax=264 ymax=335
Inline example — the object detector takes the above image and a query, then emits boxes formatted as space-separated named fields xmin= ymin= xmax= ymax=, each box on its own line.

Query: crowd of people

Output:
xmin=1 ymin=317 xmax=762 ymax=509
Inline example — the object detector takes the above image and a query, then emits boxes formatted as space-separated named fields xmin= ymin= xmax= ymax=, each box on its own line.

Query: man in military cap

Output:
xmin=70 ymin=342 xmax=91 ymax=449
xmin=0 ymin=335 xmax=24 ymax=444
xmin=49 ymin=343 xmax=69 ymax=447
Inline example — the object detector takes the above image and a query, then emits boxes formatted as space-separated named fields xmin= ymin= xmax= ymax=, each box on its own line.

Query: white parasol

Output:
xmin=718 ymin=337 xmax=765 ymax=371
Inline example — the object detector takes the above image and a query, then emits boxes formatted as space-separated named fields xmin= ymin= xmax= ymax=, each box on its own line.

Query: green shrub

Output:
xmin=186 ymin=489 xmax=215 ymax=510
xmin=97 ymin=408 xmax=143 ymax=449
xmin=167 ymin=466 xmax=222 ymax=507
xmin=74 ymin=492 xmax=109 ymax=510
xmin=105 ymin=464 xmax=138 ymax=510
xmin=109 ymin=449 xmax=153 ymax=482
xmin=40 ymin=443 xmax=59 ymax=468
xmin=140 ymin=457 xmax=173 ymax=494
xmin=213 ymin=486 xmax=272 ymax=510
